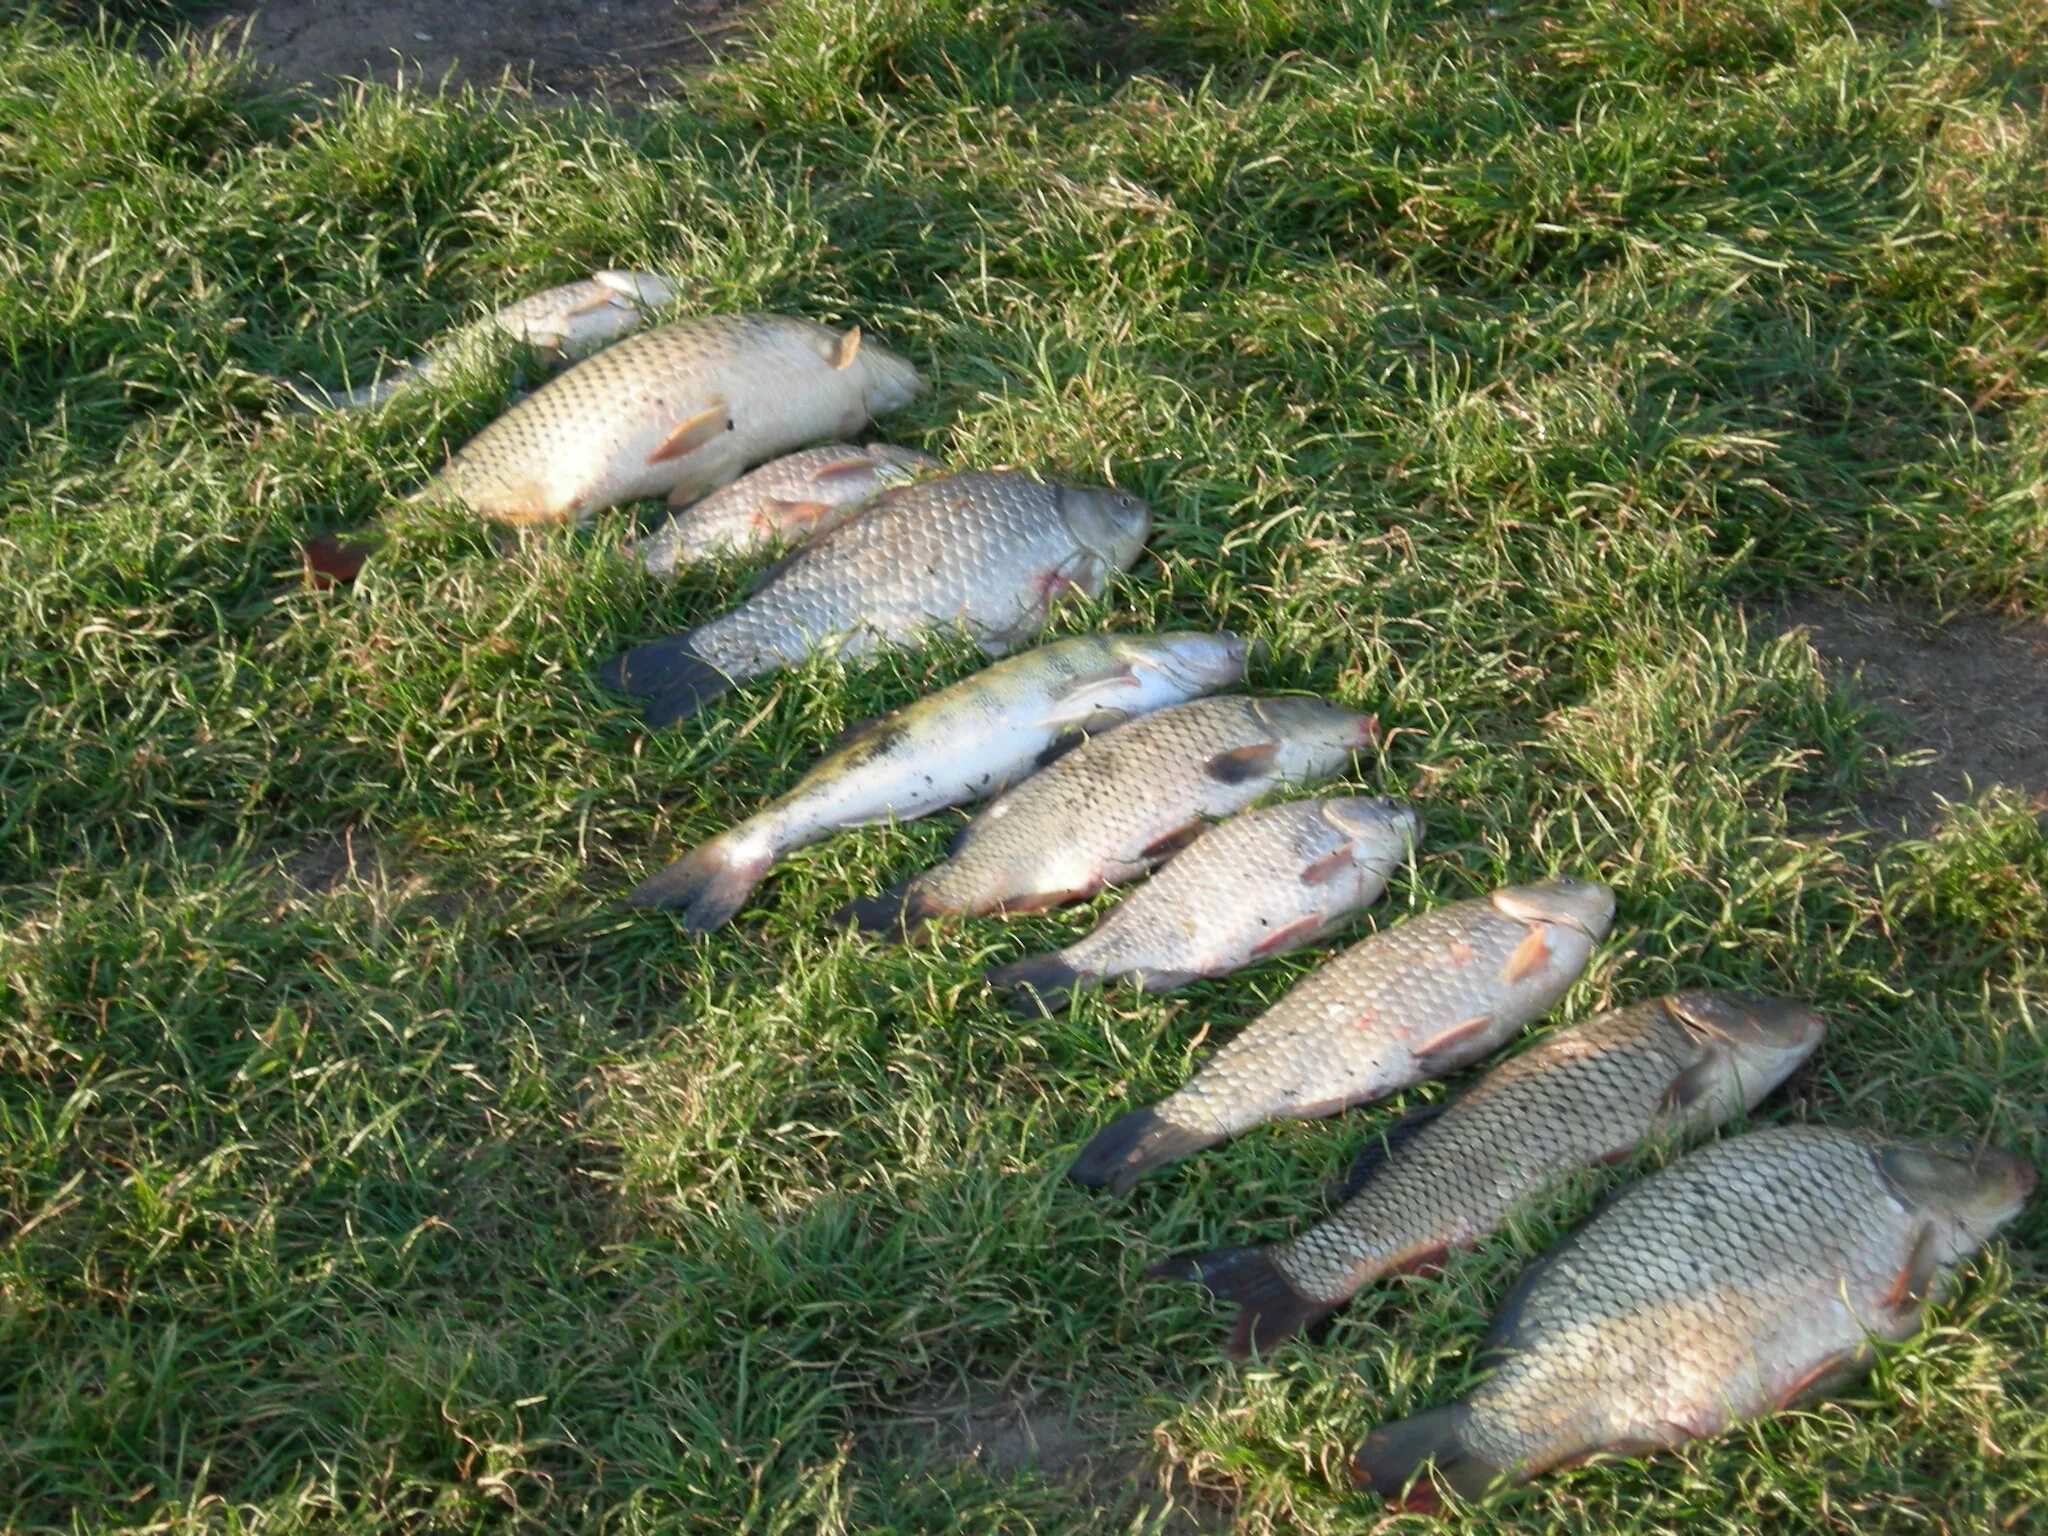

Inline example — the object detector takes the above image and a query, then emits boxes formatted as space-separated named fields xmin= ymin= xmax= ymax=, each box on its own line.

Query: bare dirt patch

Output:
xmin=195 ymin=0 xmax=755 ymax=99
xmin=1775 ymin=596 xmax=2048 ymax=829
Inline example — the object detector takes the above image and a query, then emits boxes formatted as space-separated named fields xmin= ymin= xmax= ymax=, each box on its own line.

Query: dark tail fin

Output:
xmin=594 ymin=634 xmax=735 ymax=726
xmin=986 ymin=951 xmax=1086 ymax=1014
xmin=1351 ymin=1404 xmax=1499 ymax=1512
xmin=1067 ymin=1105 xmax=1225 ymax=1194
xmin=301 ymin=532 xmax=379 ymax=587
xmin=1146 ymin=1245 xmax=1337 ymax=1359
xmin=627 ymin=830 xmax=775 ymax=931
xmin=833 ymin=880 xmax=937 ymax=940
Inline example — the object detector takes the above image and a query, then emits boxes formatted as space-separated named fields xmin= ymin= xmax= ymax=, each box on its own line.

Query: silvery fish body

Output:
xmin=989 ymin=797 xmax=1422 ymax=1011
xmin=842 ymin=697 xmax=1381 ymax=936
xmin=634 ymin=443 xmax=944 ymax=576
xmin=597 ymin=472 xmax=1150 ymax=726
xmin=287 ymin=270 xmax=679 ymax=413
xmin=1352 ymin=1125 xmax=2035 ymax=1510
xmin=431 ymin=313 xmax=926 ymax=525
xmin=626 ymin=633 xmax=1251 ymax=930
xmin=1158 ymin=992 xmax=1826 ymax=1355
xmin=1069 ymin=878 xmax=1617 ymax=1192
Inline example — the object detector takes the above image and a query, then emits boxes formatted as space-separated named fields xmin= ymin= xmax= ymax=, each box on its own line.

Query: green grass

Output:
xmin=2 ymin=0 xmax=2045 ymax=1530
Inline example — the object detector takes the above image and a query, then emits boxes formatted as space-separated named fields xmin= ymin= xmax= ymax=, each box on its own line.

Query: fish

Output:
xmin=1067 ymin=877 xmax=1617 ymax=1193
xmin=839 ymin=696 xmax=1381 ymax=937
xmin=285 ymin=270 xmax=680 ymax=413
xmin=597 ymin=473 xmax=1152 ymax=727
xmin=627 ymin=632 xmax=1252 ymax=930
xmin=430 ymin=313 xmax=927 ymax=525
xmin=1153 ymin=992 xmax=1827 ymax=1356
xmin=988 ymin=797 xmax=1423 ymax=1013
xmin=633 ymin=443 xmax=945 ymax=576
xmin=1351 ymin=1124 xmax=2036 ymax=1511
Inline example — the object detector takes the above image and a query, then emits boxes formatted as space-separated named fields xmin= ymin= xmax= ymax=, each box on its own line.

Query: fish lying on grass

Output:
xmin=627 ymin=632 xmax=1251 ymax=929
xmin=598 ymin=472 xmax=1151 ymax=726
xmin=432 ymin=313 xmax=927 ymax=525
xmin=1154 ymin=992 xmax=1825 ymax=1356
xmin=633 ymin=443 xmax=944 ymax=576
xmin=1068 ymin=877 xmax=1616 ymax=1193
xmin=284 ymin=269 xmax=681 ymax=413
xmin=989 ymin=797 xmax=1422 ymax=1012
xmin=839 ymin=697 xmax=1380 ymax=937
xmin=1351 ymin=1124 xmax=2035 ymax=1511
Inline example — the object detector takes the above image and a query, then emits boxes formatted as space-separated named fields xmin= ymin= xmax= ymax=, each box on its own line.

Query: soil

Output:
xmin=194 ymin=0 xmax=756 ymax=99
xmin=1774 ymin=597 xmax=2048 ymax=830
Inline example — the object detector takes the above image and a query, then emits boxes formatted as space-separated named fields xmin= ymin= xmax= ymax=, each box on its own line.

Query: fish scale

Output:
xmin=1155 ymin=993 xmax=1825 ymax=1356
xmin=598 ymin=472 xmax=1151 ymax=726
xmin=432 ymin=313 xmax=925 ymax=524
xmin=1069 ymin=878 xmax=1616 ymax=1192
xmin=845 ymin=696 xmax=1379 ymax=934
xmin=989 ymin=797 xmax=1422 ymax=1011
xmin=1351 ymin=1124 xmax=2036 ymax=1508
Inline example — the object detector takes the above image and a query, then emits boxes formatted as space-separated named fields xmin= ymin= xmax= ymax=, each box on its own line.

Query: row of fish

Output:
xmin=287 ymin=277 xmax=2035 ymax=1514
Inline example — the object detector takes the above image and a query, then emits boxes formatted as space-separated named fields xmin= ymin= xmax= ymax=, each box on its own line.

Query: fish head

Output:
xmin=1118 ymin=632 xmax=1252 ymax=695
xmin=1664 ymin=993 xmax=1826 ymax=1110
xmin=1057 ymin=487 xmax=1152 ymax=574
xmin=594 ymin=270 xmax=681 ymax=310
xmin=1877 ymin=1139 xmax=2037 ymax=1251
xmin=856 ymin=336 xmax=931 ymax=412
xmin=1320 ymin=797 xmax=1425 ymax=859
xmin=1248 ymin=697 xmax=1382 ymax=774
xmin=1490 ymin=876 xmax=1616 ymax=940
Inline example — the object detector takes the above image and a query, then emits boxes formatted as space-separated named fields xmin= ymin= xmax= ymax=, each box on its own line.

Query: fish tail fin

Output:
xmin=1146 ymin=1245 xmax=1336 ymax=1358
xmin=833 ymin=880 xmax=937 ymax=939
xmin=1067 ymin=1105 xmax=1224 ymax=1193
xmin=627 ymin=828 xmax=775 ymax=931
xmin=986 ymin=951 xmax=1085 ymax=1013
xmin=300 ymin=532 xmax=381 ymax=587
xmin=1351 ymin=1403 xmax=1499 ymax=1512
xmin=594 ymin=634 xmax=735 ymax=726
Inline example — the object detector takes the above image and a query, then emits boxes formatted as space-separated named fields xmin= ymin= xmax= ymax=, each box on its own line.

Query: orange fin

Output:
xmin=1883 ymin=1223 xmax=1941 ymax=1311
xmin=1250 ymin=913 xmax=1325 ymax=959
xmin=760 ymin=498 xmax=835 ymax=531
xmin=1777 ymin=1349 xmax=1866 ymax=1409
xmin=647 ymin=402 xmax=730 ymax=464
xmin=1299 ymin=843 xmax=1359 ymax=886
xmin=831 ymin=325 xmax=862 ymax=369
xmin=807 ymin=456 xmax=884 ymax=485
xmin=1498 ymin=926 xmax=1552 ymax=984
xmin=1412 ymin=1014 xmax=1493 ymax=1063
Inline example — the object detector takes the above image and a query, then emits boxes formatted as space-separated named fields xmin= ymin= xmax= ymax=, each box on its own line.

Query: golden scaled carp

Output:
xmin=597 ymin=472 xmax=1151 ymax=727
xmin=988 ymin=797 xmax=1422 ymax=1013
xmin=626 ymin=633 xmax=1251 ymax=930
xmin=633 ymin=442 xmax=944 ymax=576
xmin=1351 ymin=1124 xmax=2035 ymax=1511
xmin=430 ymin=313 xmax=926 ymax=525
xmin=839 ymin=696 xmax=1381 ymax=937
xmin=286 ymin=270 xmax=680 ymax=413
xmin=1068 ymin=878 xmax=1616 ymax=1193
xmin=1153 ymin=992 xmax=1825 ymax=1356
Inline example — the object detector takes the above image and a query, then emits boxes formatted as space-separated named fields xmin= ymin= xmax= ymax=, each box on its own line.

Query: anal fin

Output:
xmin=1139 ymin=822 xmax=1207 ymax=862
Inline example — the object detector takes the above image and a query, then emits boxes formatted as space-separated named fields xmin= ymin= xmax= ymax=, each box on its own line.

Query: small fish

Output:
xmin=1351 ymin=1125 xmax=2035 ymax=1511
xmin=1068 ymin=877 xmax=1616 ymax=1193
xmin=1154 ymin=992 xmax=1826 ymax=1356
xmin=627 ymin=632 xmax=1251 ymax=930
xmin=286 ymin=270 xmax=680 ymax=413
xmin=597 ymin=473 xmax=1150 ymax=727
xmin=432 ymin=313 xmax=927 ymax=525
xmin=989 ymin=798 xmax=1423 ymax=1012
xmin=840 ymin=697 xmax=1380 ymax=937
xmin=633 ymin=443 xmax=945 ymax=576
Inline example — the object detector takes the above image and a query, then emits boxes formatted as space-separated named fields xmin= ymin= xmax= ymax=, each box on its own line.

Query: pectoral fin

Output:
xmin=563 ymin=288 xmax=627 ymax=318
xmin=1412 ymin=1015 xmax=1493 ymax=1064
xmin=831 ymin=325 xmax=862 ymax=369
xmin=1300 ymin=843 xmax=1359 ymax=886
xmin=760 ymin=498 xmax=835 ymax=531
xmin=1042 ymin=664 xmax=1141 ymax=729
xmin=1657 ymin=1053 xmax=1725 ymax=1116
xmin=648 ymin=403 xmax=731 ymax=464
xmin=807 ymin=456 xmax=886 ymax=485
xmin=1882 ymin=1224 xmax=1942 ymax=1312
xmin=1249 ymin=913 xmax=1325 ymax=959
xmin=1205 ymin=741 xmax=1281 ymax=784
xmin=1498 ymin=926 xmax=1553 ymax=984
